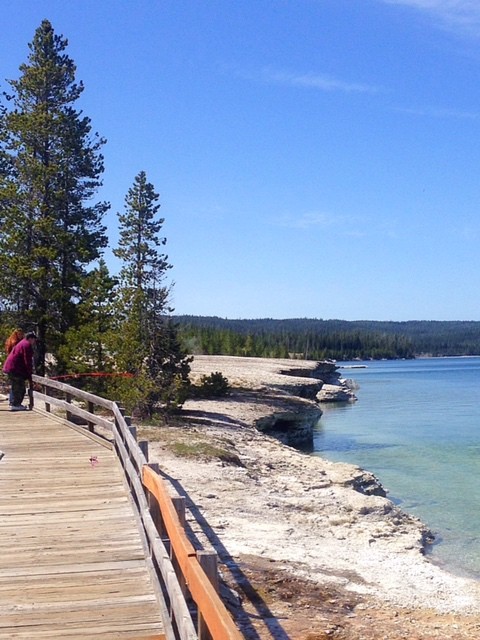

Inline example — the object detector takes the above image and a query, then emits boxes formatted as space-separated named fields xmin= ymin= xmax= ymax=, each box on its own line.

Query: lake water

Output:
xmin=313 ymin=357 xmax=480 ymax=579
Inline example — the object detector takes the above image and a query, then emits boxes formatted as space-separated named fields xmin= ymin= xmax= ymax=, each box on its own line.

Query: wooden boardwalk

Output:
xmin=0 ymin=404 xmax=167 ymax=640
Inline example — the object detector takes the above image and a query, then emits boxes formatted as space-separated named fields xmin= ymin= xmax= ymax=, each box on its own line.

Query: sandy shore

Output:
xmin=140 ymin=356 xmax=480 ymax=639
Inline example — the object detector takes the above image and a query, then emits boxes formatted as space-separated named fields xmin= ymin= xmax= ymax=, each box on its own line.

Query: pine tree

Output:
xmin=114 ymin=171 xmax=170 ymax=291
xmin=113 ymin=171 xmax=190 ymax=415
xmin=0 ymin=20 xmax=108 ymax=371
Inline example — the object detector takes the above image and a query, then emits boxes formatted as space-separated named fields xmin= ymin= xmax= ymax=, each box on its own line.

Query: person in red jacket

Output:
xmin=3 ymin=332 xmax=37 ymax=411
xmin=4 ymin=328 xmax=25 ymax=406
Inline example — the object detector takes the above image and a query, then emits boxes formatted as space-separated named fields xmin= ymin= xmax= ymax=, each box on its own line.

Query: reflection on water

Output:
xmin=315 ymin=420 xmax=397 ymax=453
xmin=312 ymin=357 xmax=480 ymax=579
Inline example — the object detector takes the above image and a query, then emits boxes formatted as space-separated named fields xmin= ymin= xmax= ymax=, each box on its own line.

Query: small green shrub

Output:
xmin=194 ymin=371 xmax=230 ymax=398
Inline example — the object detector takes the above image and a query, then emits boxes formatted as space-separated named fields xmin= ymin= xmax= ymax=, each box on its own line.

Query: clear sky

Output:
xmin=2 ymin=1 xmax=480 ymax=321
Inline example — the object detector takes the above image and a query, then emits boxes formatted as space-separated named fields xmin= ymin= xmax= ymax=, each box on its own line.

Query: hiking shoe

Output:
xmin=10 ymin=405 xmax=27 ymax=411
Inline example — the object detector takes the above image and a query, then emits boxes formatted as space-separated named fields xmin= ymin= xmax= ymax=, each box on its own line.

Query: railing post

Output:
xmin=139 ymin=440 xmax=149 ymax=462
xmin=87 ymin=400 xmax=95 ymax=433
xmin=115 ymin=404 xmax=126 ymax=430
xmin=44 ymin=383 xmax=51 ymax=413
xmin=171 ymin=496 xmax=186 ymax=527
xmin=65 ymin=392 xmax=72 ymax=421
xmin=171 ymin=496 xmax=188 ymax=598
xmin=197 ymin=550 xmax=219 ymax=640
xmin=125 ymin=419 xmax=138 ymax=493
xmin=146 ymin=463 xmax=164 ymax=538
xmin=113 ymin=404 xmax=126 ymax=446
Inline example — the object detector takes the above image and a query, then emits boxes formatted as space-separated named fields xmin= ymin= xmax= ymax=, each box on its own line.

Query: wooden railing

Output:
xmin=31 ymin=375 xmax=243 ymax=640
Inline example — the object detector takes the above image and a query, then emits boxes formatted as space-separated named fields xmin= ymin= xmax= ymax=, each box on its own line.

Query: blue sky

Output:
xmin=3 ymin=1 xmax=480 ymax=321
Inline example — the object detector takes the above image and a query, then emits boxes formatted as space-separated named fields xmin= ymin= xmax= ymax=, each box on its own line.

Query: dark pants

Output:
xmin=8 ymin=374 xmax=26 ymax=407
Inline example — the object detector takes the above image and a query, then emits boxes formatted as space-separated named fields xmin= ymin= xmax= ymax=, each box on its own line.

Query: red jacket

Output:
xmin=3 ymin=338 xmax=34 ymax=379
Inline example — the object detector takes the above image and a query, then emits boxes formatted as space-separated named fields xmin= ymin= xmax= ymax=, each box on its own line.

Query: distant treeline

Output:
xmin=175 ymin=316 xmax=480 ymax=360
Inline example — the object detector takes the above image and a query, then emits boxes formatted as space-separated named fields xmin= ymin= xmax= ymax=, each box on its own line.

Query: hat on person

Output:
xmin=25 ymin=331 xmax=37 ymax=340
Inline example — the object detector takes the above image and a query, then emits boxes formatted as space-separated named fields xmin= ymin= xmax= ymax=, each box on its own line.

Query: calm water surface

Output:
xmin=313 ymin=357 xmax=480 ymax=579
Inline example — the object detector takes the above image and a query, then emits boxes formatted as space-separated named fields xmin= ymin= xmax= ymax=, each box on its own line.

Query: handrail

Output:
xmin=32 ymin=374 xmax=115 ymax=410
xmin=30 ymin=375 xmax=242 ymax=640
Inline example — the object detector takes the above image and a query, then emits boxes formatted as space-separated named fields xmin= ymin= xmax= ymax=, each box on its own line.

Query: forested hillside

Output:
xmin=176 ymin=316 xmax=480 ymax=360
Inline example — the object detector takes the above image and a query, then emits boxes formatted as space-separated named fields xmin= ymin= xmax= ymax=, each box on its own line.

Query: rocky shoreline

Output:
xmin=189 ymin=355 xmax=356 ymax=449
xmin=142 ymin=356 xmax=480 ymax=639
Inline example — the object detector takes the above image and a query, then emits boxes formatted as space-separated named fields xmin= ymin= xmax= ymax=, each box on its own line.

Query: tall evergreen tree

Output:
xmin=114 ymin=170 xmax=171 ymax=328
xmin=0 ymin=20 xmax=108 ymax=371
xmin=113 ymin=171 xmax=190 ymax=415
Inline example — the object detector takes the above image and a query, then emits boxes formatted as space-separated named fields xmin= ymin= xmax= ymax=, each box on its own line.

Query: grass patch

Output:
xmin=137 ymin=424 xmax=244 ymax=466
xmin=171 ymin=440 xmax=242 ymax=465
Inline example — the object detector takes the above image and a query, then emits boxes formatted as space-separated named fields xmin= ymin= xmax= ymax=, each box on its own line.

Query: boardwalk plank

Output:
xmin=0 ymin=625 xmax=165 ymax=639
xmin=0 ymin=568 xmax=154 ymax=603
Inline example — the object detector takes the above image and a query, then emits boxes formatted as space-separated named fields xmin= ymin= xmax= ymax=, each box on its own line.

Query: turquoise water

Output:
xmin=313 ymin=357 xmax=480 ymax=579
